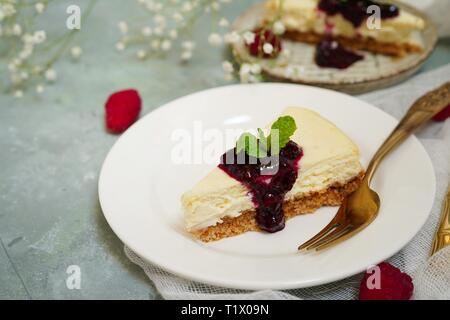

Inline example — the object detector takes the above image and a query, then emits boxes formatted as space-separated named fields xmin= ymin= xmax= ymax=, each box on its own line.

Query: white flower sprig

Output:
xmin=0 ymin=0 xmax=96 ymax=97
xmin=116 ymin=0 xmax=234 ymax=62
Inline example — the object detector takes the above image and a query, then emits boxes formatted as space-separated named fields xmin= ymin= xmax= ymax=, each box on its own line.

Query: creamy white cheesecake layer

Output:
xmin=265 ymin=0 xmax=425 ymax=46
xmin=182 ymin=107 xmax=363 ymax=231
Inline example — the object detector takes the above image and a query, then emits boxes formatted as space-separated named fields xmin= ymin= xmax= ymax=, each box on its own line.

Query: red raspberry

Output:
xmin=247 ymin=28 xmax=282 ymax=59
xmin=359 ymin=262 xmax=414 ymax=300
xmin=432 ymin=104 xmax=450 ymax=122
xmin=105 ymin=89 xmax=142 ymax=133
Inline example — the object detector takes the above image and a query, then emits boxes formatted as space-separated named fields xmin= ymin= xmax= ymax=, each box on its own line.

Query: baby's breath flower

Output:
xmin=33 ymin=30 xmax=46 ymax=44
xmin=263 ymin=43 xmax=274 ymax=55
xmin=161 ymin=39 xmax=172 ymax=51
xmin=208 ymin=33 xmax=222 ymax=46
xmin=250 ymin=63 xmax=262 ymax=74
xmin=70 ymin=46 xmax=82 ymax=59
xmin=44 ymin=69 xmax=57 ymax=82
xmin=222 ymin=61 xmax=234 ymax=73
xmin=36 ymin=85 xmax=45 ymax=94
xmin=14 ymin=90 xmax=24 ymax=98
xmin=35 ymin=3 xmax=45 ymax=14
xmin=118 ymin=21 xmax=128 ymax=35
xmin=136 ymin=49 xmax=147 ymax=59
xmin=115 ymin=41 xmax=126 ymax=51
xmin=182 ymin=41 xmax=195 ymax=51
xmin=182 ymin=2 xmax=193 ymax=12
xmin=218 ymin=18 xmax=229 ymax=27
xmin=243 ymin=31 xmax=255 ymax=45
xmin=169 ymin=29 xmax=178 ymax=39
xmin=211 ymin=2 xmax=221 ymax=11
xmin=142 ymin=26 xmax=152 ymax=37
xmin=224 ymin=31 xmax=240 ymax=44
xmin=272 ymin=21 xmax=286 ymax=35
xmin=12 ymin=24 xmax=22 ymax=36
xmin=172 ymin=12 xmax=183 ymax=22
xmin=151 ymin=39 xmax=161 ymax=50
xmin=180 ymin=50 xmax=192 ymax=62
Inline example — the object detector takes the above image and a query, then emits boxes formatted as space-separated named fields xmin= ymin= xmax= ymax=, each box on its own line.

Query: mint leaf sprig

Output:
xmin=236 ymin=116 xmax=297 ymax=158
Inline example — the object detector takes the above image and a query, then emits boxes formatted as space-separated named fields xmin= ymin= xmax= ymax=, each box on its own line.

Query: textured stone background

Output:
xmin=0 ymin=0 xmax=449 ymax=299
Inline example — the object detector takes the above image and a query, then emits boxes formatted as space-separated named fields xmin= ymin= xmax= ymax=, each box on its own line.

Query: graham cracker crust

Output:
xmin=192 ymin=173 xmax=364 ymax=242
xmin=283 ymin=31 xmax=422 ymax=57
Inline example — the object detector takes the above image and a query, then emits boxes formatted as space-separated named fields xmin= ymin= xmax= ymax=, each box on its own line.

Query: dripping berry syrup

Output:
xmin=318 ymin=0 xmax=399 ymax=28
xmin=315 ymin=39 xmax=364 ymax=69
xmin=218 ymin=141 xmax=303 ymax=233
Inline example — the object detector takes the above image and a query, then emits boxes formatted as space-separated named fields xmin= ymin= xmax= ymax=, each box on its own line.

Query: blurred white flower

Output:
xmin=118 ymin=21 xmax=128 ymax=35
xmin=116 ymin=42 xmax=126 ymax=51
xmin=219 ymin=18 xmax=229 ymax=28
xmin=172 ymin=12 xmax=183 ymax=22
xmin=180 ymin=50 xmax=192 ymax=62
xmin=182 ymin=2 xmax=193 ymax=12
xmin=12 ymin=24 xmax=22 ymax=36
xmin=250 ymin=63 xmax=262 ymax=74
xmin=224 ymin=31 xmax=240 ymax=44
xmin=70 ymin=46 xmax=82 ymax=59
xmin=35 ymin=3 xmax=45 ymax=14
xmin=141 ymin=27 xmax=152 ymax=37
xmin=222 ymin=61 xmax=234 ymax=73
xmin=263 ymin=43 xmax=274 ymax=55
xmin=272 ymin=21 xmax=286 ymax=35
xmin=136 ymin=49 xmax=147 ymax=59
xmin=36 ymin=85 xmax=45 ymax=94
xmin=161 ymin=39 xmax=172 ymax=51
xmin=239 ymin=63 xmax=261 ymax=83
xmin=14 ymin=90 xmax=24 ymax=98
xmin=44 ymin=69 xmax=57 ymax=82
xmin=169 ymin=29 xmax=178 ymax=39
xmin=182 ymin=41 xmax=195 ymax=51
xmin=33 ymin=30 xmax=46 ymax=44
xmin=151 ymin=39 xmax=161 ymax=50
xmin=243 ymin=31 xmax=255 ymax=45
xmin=208 ymin=33 xmax=222 ymax=46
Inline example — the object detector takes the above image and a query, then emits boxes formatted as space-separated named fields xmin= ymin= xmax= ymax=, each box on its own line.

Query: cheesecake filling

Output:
xmin=265 ymin=0 xmax=425 ymax=46
xmin=183 ymin=153 xmax=362 ymax=232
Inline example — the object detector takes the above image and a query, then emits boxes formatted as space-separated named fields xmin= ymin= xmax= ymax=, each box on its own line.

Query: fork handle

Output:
xmin=365 ymin=82 xmax=450 ymax=183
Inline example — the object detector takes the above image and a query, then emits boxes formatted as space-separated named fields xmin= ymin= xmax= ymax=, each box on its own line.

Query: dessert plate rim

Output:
xmin=98 ymin=83 xmax=436 ymax=290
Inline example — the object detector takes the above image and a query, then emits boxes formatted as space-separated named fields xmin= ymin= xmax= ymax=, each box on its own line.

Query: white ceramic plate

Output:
xmin=99 ymin=84 xmax=435 ymax=290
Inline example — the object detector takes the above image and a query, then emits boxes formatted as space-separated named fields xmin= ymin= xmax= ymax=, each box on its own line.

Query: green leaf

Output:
xmin=236 ymin=132 xmax=259 ymax=158
xmin=268 ymin=115 xmax=297 ymax=155
xmin=257 ymin=128 xmax=267 ymax=151
xmin=235 ymin=116 xmax=297 ymax=158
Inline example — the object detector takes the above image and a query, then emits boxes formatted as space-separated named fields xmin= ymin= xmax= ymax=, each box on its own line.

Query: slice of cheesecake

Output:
xmin=264 ymin=0 xmax=426 ymax=57
xmin=182 ymin=107 xmax=364 ymax=242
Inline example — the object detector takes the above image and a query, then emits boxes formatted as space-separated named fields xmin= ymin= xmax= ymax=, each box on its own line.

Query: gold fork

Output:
xmin=430 ymin=184 xmax=450 ymax=256
xmin=299 ymin=82 xmax=450 ymax=252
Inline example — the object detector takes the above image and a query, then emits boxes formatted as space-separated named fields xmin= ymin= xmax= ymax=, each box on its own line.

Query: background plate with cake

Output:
xmin=231 ymin=0 xmax=437 ymax=94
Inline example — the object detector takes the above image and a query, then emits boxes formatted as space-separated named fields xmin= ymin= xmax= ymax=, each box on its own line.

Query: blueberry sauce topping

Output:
xmin=247 ymin=28 xmax=283 ymax=59
xmin=218 ymin=141 xmax=303 ymax=233
xmin=315 ymin=39 xmax=364 ymax=69
xmin=318 ymin=0 xmax=400 ymax=27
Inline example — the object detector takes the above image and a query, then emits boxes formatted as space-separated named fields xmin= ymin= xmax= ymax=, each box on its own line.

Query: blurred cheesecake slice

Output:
xmin=265 ymin=0 xmax=426 ymax=57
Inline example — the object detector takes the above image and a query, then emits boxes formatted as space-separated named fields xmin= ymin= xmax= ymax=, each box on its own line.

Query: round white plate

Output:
xmin=99 ymin=84 xmax=435 ymax=290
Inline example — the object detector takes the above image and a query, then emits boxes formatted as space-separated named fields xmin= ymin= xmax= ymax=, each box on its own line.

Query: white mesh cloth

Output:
xmin=125 ymin=63 xmax=450 ymax=300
